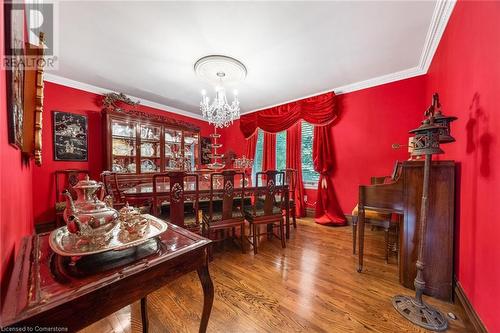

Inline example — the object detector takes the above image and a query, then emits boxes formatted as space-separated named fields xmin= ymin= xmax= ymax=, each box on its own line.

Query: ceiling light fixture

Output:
xmin=194 ymin=55 xmax=247 ymax=128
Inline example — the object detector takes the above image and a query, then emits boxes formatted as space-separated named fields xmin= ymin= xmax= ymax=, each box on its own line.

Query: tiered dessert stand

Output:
xmin=207 ymin=127 xmax=225 ymax=170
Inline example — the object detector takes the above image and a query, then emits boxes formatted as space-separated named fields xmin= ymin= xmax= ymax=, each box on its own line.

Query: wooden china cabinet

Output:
xmin=103 ymin=97 xmax=201 ymax=175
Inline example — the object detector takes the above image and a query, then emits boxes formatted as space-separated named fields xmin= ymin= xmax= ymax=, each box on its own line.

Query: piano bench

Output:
xmin=352 ymin=204 xmax=391 ymax=221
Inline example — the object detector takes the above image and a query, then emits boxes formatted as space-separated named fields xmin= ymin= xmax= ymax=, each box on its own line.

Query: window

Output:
xmin=301 ymin=121 xmax=319 ymax=187
xmin=252 ymin=129 xmax=286 ymax=182
xmin=252 ymin=122 xmax=318 ymax=187
xmin=252 ymin=129 xmax=264 ymax=183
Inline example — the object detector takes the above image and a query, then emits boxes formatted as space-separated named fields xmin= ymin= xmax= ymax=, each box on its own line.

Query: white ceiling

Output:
xmin=47 ymin=1 xmax=448 ymax=118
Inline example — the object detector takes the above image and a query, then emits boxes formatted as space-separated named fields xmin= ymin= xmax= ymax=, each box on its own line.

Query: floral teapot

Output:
xmin=62 ymin=175 xmax=118 ymax=236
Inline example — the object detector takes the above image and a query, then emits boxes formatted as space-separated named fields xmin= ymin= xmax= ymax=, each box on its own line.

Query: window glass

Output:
xmin=252 ymin=125 xmax=318 ymax=186
xmin=301 ymin=121 xmax=319 ymax=185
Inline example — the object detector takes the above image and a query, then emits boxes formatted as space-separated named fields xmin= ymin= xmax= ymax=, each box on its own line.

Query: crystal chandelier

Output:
xmin=200 ymin=75 xmax=240 ymax=128
xmin=195 ymin=55 xmax=246 ymax=128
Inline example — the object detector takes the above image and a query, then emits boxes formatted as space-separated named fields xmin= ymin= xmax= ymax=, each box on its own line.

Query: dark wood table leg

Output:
xmin=197 ymin=262 xmax=214 ymax=333
xmin=141 ymin=296 xmax=149 ymax=333
xmin=357 ymin=206 xmax=365 ymax=273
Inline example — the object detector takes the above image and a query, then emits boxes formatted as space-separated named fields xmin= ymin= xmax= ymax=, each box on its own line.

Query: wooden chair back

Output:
xmin=255 ymin=170 xmax=285 ymax=215
xmin=207 ymin=170 xmax=245 ymax=221
xmin=55 ymin=169 xmax=89 ymax=204
xmin=152 ymin=171 xmax=199 ymax=227
xmin=101 ymin=171 xmax=125 ymax=207
xmin=54 ymin=169 xmax=89 ymax=226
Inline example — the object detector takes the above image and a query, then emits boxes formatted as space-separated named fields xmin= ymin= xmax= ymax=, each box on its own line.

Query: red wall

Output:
xmin=0 ymin=3 xmax=34 ymax=286
xmin=219 ymin=119 xmax=246 ymax=158
xmin=424 ymin=2 xmax=500 ymax=331
xmin=33 ymin=82 xmax=213 ymax=224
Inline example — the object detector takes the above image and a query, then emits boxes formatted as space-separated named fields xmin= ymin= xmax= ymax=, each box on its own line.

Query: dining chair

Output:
xmin=244 ymin=170 xmax=286 ymax=255
xmin=282 ymin=168 xmax=298 ymax=229
xmin=201 ymin=170 xmax=246 ymax=254
xmin=100 ymin=171 xmax=126 ymax=209
xmin=152 ymin=171 xmax=200 ymax=232
xmin=101 ymin=171 xmax=153 ymax=214
xmin=54 ymin=169 xmax=89 ymax=227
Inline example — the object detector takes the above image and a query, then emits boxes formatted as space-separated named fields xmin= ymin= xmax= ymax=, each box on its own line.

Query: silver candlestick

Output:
xmin=234 ymin=155 xmax=254 ymax=186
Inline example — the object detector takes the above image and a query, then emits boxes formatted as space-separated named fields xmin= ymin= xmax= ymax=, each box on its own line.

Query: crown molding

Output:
xmin=243 ymin=0 xmax=456 ymax=115
xmin=43 ymin=73 xmax=206 ymax=121
xmin=418 ymin=0 xmax=456 ymax=72
xmin=332 ymin=66 xmax=426 ymax=95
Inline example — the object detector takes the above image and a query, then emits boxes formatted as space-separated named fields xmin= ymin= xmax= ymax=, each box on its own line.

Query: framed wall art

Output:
xmin=4 ymin=2 xmax=26 ymax=149
xmin=53 ymin=111 xmax=88 ymax=161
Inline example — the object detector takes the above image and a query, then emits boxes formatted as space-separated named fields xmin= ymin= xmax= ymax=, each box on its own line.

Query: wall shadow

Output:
xmin=466 ymin=92 xmax=493 ymax=178
xmin=462 ymin=92 xmax=494 ymax=296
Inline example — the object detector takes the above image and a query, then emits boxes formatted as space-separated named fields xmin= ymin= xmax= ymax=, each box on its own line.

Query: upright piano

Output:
xmin=357 ymin=160 xmax=455 ymax=301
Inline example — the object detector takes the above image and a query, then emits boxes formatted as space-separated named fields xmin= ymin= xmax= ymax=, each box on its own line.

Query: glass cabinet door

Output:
xmin=111 ymin=120 xmax=137 ymax=173
xmin=140 ymin=124 xmax=161 ymax=173
xmin=164 ymin=128 xmax=183 ymax=170
xmin=183 ymin=131 xmax=200 ymax=171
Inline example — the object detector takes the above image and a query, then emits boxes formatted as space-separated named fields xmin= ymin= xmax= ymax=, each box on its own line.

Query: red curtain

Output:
xmin=286 ymin=122 xmax=306 ymax=217
xmin=244 ymin=133 xmax=257 ymax=185
xmin=262 ymin=132 xmax=276 ymax=171
xmin=313 ymin=124 xmax=346 ymax=225
xmin=239 ymin=92 xmax=337 ymax=138
xmin=244 ymin=133 xmax=257 ymax=160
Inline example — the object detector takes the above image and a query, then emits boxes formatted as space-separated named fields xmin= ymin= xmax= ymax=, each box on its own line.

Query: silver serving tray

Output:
xmin=49 ymin=215 xmax=168 ymax=257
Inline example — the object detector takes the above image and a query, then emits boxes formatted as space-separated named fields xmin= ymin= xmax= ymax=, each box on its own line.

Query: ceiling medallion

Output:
xmin=194 ymin=55 xmax=247 ymax=128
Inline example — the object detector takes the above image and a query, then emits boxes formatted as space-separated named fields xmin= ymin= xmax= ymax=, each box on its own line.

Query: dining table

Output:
xmin=122 ymin=179 xmax=291 ymax=239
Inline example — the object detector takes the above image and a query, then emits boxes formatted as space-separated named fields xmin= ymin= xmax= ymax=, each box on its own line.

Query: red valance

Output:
xmin=239 ymin=92 xmax=337 ymax=138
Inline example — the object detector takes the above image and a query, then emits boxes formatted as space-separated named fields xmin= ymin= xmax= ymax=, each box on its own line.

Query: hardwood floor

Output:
xmin=80 ymin=218 xmax=474 ymax=333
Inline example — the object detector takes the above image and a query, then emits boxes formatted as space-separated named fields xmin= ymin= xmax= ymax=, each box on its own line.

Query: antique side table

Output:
xmin=0 ymin=217 xmax=213 ymax=333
